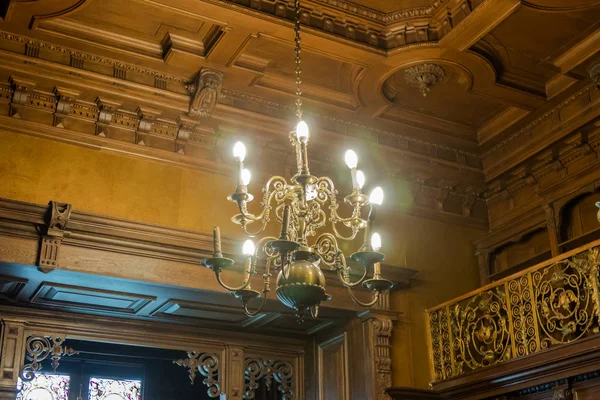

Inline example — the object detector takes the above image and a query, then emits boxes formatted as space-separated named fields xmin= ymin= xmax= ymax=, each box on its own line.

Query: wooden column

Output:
xmin=544 ymin=204 xmax=561 ymax=257
xmin=0 ymin=319 xmax=26 ymax=400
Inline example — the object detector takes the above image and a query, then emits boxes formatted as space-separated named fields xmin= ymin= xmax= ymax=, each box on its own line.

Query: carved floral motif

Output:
xmin=20 ymin=336 xmax=78 ymax=381
xmin=173 ymin=351 xmax=221 ymax=398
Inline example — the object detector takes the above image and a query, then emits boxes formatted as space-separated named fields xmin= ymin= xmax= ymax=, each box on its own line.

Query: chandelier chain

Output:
xmin=294 ymin=0 xmax=303 ymax=120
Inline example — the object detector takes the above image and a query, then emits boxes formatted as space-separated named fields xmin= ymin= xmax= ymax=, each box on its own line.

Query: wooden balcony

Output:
xmin=426 ymin=238 xmax=600 ymax=383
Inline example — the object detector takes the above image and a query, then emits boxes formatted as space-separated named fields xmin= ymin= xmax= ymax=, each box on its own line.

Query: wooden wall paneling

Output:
xmin=0 ymin=319 xmax=25 ymax=398
xmin=317 ymin=332 xmax=350 ymax=400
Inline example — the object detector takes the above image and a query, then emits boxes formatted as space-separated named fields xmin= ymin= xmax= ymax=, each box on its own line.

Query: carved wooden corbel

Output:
xmin=176 ymin=115 xmax=197 ymax=154
xmin=8 ymin=76 xmax=36 ymax=119
xmin=187 ymin=68 xmax=223 ymax=119
xmin=135 ymin=106 xmax=162 ymax=146
xmin=37 ymin=201 xmax=72 ymax=273
xmin=53 ymin=87 xmax=81 ymax=128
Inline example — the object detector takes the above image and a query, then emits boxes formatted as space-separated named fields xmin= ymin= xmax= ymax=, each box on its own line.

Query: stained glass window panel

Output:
xmin=88 ymin=378 xmax=141 ymax=400
xmin=16 ymin=374 xmax=70 ymax=400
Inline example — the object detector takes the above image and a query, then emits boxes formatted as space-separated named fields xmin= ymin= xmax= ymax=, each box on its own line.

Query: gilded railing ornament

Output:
xmin=243 ymin=358 xmax=295 ymax=400
xmin=427 ymin=246 xmax=600 ymax=382
xmin=20 ymin=336 xmax=78 ymax=381
xmin=173 ymin=351 xmax=221 ymax=398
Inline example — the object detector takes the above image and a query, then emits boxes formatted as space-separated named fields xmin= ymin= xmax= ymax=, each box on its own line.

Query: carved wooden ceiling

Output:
xmin=1 ymin=0 xmax=600 ymax=228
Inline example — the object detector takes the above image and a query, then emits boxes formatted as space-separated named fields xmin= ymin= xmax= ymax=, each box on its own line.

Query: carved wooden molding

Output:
xmin=37 ymin=201 xmax=72 ymax=273
xmin=20 ymin=335 xmax=78 ymax=381
xmin=243 ymin=357 xmax=295 ymax=400
xmin=0 ymin=320 xmax=25 ymax=389
xmin=173 ymin=351 xmax=222 ymax=398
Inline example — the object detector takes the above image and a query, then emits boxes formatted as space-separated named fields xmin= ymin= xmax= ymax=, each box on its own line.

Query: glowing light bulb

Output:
xmin=356 ymin=170 xmax=365 ymax=189
xmin=369 ymin=186 xmax=384 ymax=206
xmin=344 ymin=149 xmax=358 ymax=169
xmin=242 ymin=239 xmax=255 ymax=256
xmin=371 ymin=232 xmax=382 ymax=252
xmin=233 ymin=141 xmax=247 ymax=162
xmin=296 ymin=120 xmax=309 ymax=142
xmin=241 ymin=168 xmax=251 ymax=186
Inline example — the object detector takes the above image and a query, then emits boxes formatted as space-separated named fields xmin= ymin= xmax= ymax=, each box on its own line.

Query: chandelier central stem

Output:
xmin=294 ymin=0 xmax=302 ymax=120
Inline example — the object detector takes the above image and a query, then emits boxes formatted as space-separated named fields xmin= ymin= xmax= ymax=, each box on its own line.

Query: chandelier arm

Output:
xmin=215 ymin=270 xmax=253 ymax=292
xmin=331 ymin=220 xmax=360 ymax=241
xmin=237 ymin=176 xmax=288 ymax=222
xmin=243 ymin=297 xmax=268 ymax=317
xmin=240 ymin=218 xmax=270 ymax=238
xmin=347 ymin=286 xmax=380 ymax=308
xmin=336 ymin=252 xmax=369 ymax=287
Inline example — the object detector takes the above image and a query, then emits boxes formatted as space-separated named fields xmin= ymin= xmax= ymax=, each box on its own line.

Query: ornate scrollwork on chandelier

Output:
xmin=427 ymin=246 xmax=600 ymax=382
xmin=243 ymin=358 xmax=295 ymax=400
xmin=173 ymin=351 xmax=221 ymax=398
xmin=201 ymin=0 xmax=392 ymax=321
xmin=404 ymin=63 xmax=446 ymax=97
xmin=20 ymin=335 xmax=78 ymax=381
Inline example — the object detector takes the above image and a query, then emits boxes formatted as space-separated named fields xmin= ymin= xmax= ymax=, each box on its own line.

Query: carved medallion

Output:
xmin=404 ymin=63 xmax=446 ymax=97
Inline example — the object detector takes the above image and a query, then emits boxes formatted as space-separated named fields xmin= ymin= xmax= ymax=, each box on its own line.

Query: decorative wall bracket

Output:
xmin=187 ymin=68 xmax=223 ymax=119
xmin=404 ymin=64 xmax=446 ymax=97
xmin=37 ymin=201 xmax=72 ymax=273
xmin=173 ymin=351 xmax=221 ymax=398
xmin=243 ymin=358 xmax=295 ymax=400
xmin=20 ymin=335 xmax=78 ymax=381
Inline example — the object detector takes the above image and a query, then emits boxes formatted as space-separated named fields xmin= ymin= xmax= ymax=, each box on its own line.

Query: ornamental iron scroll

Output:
xmin=243 ymin=358 xmax=295 ymax=400
xmin=20 ymin=336 xmax=79 ymax=381
xmin=173 ymin=351 xmax=221 ymax=398
xmin=427 ymin=246 xmax=600 ymax=382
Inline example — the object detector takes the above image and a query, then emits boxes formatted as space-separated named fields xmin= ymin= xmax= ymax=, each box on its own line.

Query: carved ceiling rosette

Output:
xmin=403 ymin=63 xmax=446 ymax=97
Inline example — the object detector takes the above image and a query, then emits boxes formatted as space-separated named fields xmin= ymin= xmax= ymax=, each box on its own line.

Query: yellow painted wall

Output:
xmin=380 ymin=212 xmax=485 ymax=388
xmin=0 ymin=129 xmax=485 ymax=388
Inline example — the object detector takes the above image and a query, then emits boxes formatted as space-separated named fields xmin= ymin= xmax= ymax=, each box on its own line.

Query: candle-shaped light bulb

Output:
xmin=242 ymin=239 xmax=255 ymax=256
xmin=213 ymin=226 xmax=222 ymax=256
xmin=371 ymin=232 xmax=382 ymax=252
xmin=233 ymin=141 xmax=246 ymax=162
xmin=241 ymin=168 xmax=251 ymax=186
xmin=280 ymin=205 xmax=291 ymax=240
xmin=369 ymin=186 xmax=384 ymax=206
xmin=356 ymin=170 xmax=365 ymax=189
xmin=296 ymin=120 xmax=309 ymax=142
xmin=344 ymin=149 xmax=358 ymax=169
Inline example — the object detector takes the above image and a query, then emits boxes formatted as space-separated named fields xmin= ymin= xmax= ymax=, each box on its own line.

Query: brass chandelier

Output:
xmin=202 ymin=0 xmax=392 ymax=321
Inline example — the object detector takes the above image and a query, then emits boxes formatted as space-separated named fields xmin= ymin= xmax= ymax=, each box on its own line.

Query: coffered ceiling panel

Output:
xmin=381 ymin=63 xmax=507 ymax=142
xmin=476 ymin=4 xmax=600 ymax=95
xmin=235 ymin=35 xmax=363 ymax=110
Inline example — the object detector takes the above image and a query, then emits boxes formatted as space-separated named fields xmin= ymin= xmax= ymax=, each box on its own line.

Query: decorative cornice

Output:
xmin=0 ymin=31 xmax=185 ymax=84
xmin=209 ymin=0 xmax=478 ymax=50
xmin=484 ymin=84 xmax=599 ymax=158
xmin=313 ymin=0 xmax=446 ymax=23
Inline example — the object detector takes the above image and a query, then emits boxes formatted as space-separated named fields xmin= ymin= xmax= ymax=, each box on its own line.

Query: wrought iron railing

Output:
xmin=426 ymin=240 xmax=600 ymax=382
